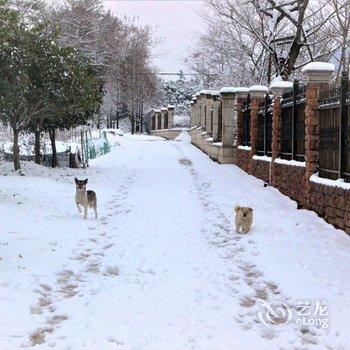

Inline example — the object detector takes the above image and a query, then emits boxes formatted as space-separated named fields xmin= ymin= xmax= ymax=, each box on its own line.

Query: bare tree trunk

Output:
xmin=131 ymin=116 xmax=135 ymax=134
xmin=49 ymin=129 xmax=58 ymax=168
xmin=34 ymin=129 xmax=41 ymax=164
xmin=13 ymin=129 xmax=21 ymax=171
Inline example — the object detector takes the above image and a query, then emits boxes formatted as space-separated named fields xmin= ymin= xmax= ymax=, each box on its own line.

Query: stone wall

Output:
xmin=271 ymin=163 xmax=306 ymax=206
xmin=237 ymin=149 xmax=251 ymax=173
xmin=308 ymin=182 xmax=350 ymax=234
xmin=188 ymin=62 xmax=350 ymax=235
xmin=252 ymin=159 xmax=270 ymax=184
xmin=150 ymin=129 xmax=183 ymax=140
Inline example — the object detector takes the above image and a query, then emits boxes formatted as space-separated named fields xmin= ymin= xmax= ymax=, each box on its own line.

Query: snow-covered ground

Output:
xmin=1 ymin=132 xmax=350 ymax=349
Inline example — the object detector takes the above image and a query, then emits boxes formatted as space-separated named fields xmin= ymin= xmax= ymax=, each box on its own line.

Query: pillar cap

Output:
xmin=190 ymin=101 xmax=194 ymax=106
xmin=167 ymin=105 xmax=175 ymax=110
xmin=301 ymin=62 xmax=334 ymax=83
xmin=235 ymin=87 xmax=249 ymax=98
xmin=199 ymin=89 xmax=214 ymax=98
xmin=211 ymin=90 xmax=220 ymax=101
xmin=249 ymin=85 xmax=268 ymax=99
xmin=154 ymin=109 xmax=161 ymax=114
xmin=269 ymin=80 xmax=293 ymax=97
xmin=220 ymin=87 xmax=236 ymax=97
xmin=160 ymin=107 xmax=168 ymax=111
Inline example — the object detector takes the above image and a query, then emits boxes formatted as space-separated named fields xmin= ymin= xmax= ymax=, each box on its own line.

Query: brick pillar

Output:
xmin=302 ymin=62 xmax=334 ymax=206
xmin=235 ymin=89 xmax=249 ymax=147
xmin=211 ymin=92 xmax=220 ymax=141
xmin=167 ymin=105 xmax=175 ymax=129
xmin=249 ymin=86 xmax=268 ymax=158
xmin=154 ymin=110 xmax=161 ymax=130
xmin=271 ymin=97 xmax=282 ymax=161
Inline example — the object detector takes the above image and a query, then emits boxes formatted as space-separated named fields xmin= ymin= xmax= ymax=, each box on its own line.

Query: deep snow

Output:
xmin=1 ymin=132 xmax=350 ymax=349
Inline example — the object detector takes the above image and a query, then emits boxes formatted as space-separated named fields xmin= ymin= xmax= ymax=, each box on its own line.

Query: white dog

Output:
xmin=234 ymin=206 xmax=253 ymax=234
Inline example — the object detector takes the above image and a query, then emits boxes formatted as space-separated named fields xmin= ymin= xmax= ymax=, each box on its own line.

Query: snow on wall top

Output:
xmin=302 ymin=62 xmax=335 ymax=73
xmin=220 ymin=87 xmax=236 ymax=94
xmin=211 ymin=91 xmax=220 ymax=96
xmin=199 ymin=89 xmax=213 ymax=95
xmin=310 ymin=173 xmax=350 ymax=190
xmin=161 ymin=107 xmax=168 ymax=111
xmin=154 ymin=109 xmax=161 ymax=113
xmin=167 ymin=105 xmax=175 ymax=109
xmin=250 ymin=85 xmax=268 ymax=92
xmin=269 ymin=81 xmax=293 ymax=89
xmin=235 ymin=87 xmax=249 ymax=93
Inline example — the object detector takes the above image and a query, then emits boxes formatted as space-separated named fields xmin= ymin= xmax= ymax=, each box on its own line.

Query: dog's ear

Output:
xmin=74 ymin=177 xmax=78 ymax=183
xmin=234 ymin=206 xmax=241 ymax=213
xmin=83 ymin=179 xmax=88 ymax=184
xmin=248 ymin=207 xmax=253 ymax=212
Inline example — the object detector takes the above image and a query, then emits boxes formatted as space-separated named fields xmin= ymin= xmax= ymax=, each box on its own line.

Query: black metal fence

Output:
xmin=280 ymin=81 xmax=306 ymax=161
xmin=242 ymin=95 xmax=251 ymax=146
xmin=164 ymin=111 xmax=168 ymax=129
xmin=257 ymin=94 xmax=272 ymax=156
xmin=217 ymin=104 xmax=222 ymax=142
xmin=210 ymin=108 xmax=214 ymax=137
xmin=151 ymin=115 xmax=155 ymax=130
xmin=319 ymin=72 xmax=350 ymax=181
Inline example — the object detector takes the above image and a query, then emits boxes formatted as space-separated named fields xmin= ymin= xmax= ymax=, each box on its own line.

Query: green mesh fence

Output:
xmin=85 ymin=131 xmax=111 ymax=161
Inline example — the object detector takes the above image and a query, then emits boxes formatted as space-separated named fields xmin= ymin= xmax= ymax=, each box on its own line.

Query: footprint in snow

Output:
xmin=104 ymin=265 xmax=119 ymax=276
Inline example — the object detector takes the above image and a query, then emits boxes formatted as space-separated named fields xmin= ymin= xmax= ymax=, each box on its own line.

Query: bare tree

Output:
xmin=189 ymin=0 xmax=350 ymax=84
xmin=51 ymin=0 xmax=157 ymax=131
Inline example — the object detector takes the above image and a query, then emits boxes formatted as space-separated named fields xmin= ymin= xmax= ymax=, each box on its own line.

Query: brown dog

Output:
xmin=234 ymin=206 xmax=253 ymax=234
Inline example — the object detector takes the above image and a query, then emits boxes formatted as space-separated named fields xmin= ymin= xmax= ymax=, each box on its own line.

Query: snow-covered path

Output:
xmin=1 ymin=133 xmax=350 ymax=349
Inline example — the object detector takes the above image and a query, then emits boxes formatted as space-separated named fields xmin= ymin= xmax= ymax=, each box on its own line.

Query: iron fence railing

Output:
xmin=242 ymin=94 xmax=251 ymax=146
xmin=257 ymin=94 xmax=272 ymax=156
xmin=280 ymin=81 xmax=306 ymax=161
xmin=319 ymin=72 xmax=350 ymax=182
xmin=217 ymin=104 xmax=222 ymax=142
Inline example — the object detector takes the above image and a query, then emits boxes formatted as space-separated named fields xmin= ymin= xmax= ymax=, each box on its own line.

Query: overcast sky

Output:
xmin=103 ymin=0 xmax=205 ymax=75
